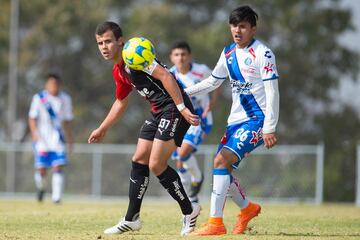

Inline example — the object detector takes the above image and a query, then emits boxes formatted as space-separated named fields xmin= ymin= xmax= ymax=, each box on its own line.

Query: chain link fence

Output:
xmin=0 ymin=142 xmax=324 ymax=204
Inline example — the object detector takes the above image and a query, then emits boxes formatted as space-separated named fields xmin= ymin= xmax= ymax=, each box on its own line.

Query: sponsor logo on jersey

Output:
xmin=241 ymin=67 xmax=256 ymax=74
xmin=264 ymin=50 xmax=272 ymax=58
xmin=225 ymin=47 xmax=236 ymax=58
xmin=248 ymin=48 xmax=256 ymax=59
xmin=138 ymin=87 xmax=155 ymax=98
xmin=191 ymin=71 xmax=204 ymax=78
xmin=230 ymin=80 xmax=253 ymax=94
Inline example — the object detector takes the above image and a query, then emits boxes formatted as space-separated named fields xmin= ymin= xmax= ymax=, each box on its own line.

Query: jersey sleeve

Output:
xmin=259 ymin=47 xmax=280 ymax=133
xmin=143 ymin=60 xmax=158 ymax=75
xmin=258 ymin=47 xmax=279 ymax=81
xmin=211 ymin=50 xmax=228 ymax=80
xmin=115 ymin=80 xmax=132 ymax=100
xmin=185 ymin=50 xmax=227 ymax=97
xmin=28 ymin=94 xmax=40 ymax=119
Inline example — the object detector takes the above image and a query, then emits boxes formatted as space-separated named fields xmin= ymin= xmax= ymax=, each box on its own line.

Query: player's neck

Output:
xmin=236 ymin=38 xmax=255 ymax=49
xmin=177 ymin=64 xmax=191 ymax=74
xmin=46 ymin=90 xmax=59 ymax=96
xmin=114 ymin=53 xmax=123 ymax=65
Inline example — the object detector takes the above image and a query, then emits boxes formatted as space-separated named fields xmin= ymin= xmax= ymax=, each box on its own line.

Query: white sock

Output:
xmin=177 ymin=168 xmax=191 ymax=194
xmin=229 ymin=176 xmax=249 ymax=209
xmin=210 ymin=168 xmax=231 ymax=218
xmin=183 ymin=155 xmax=202 ymax=183
xmin=34 ymin=172 xmax=46 ymax=190
xmin=52 ymin=172 xmax=64 ymax=202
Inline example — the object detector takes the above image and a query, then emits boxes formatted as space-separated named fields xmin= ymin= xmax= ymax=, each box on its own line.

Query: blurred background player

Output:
xmin=28 ymin=73 xmax=74 ymax=203
xmin=185 ymin=5 xmax=280 ymax=236
xmin=88 ymin=22 xmax=200 ymax=236
xmin=169 ymin=41 xmax=220 ymax=205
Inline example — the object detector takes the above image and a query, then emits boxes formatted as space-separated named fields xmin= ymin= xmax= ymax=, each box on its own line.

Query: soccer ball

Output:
xmin=122 ymin=37 xmax=155 ymax=70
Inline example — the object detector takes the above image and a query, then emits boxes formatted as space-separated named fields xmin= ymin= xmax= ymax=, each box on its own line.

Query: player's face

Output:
xmin=45 ymin=78 xmax=60 ymax=96
xmin=170 ymin=48 xmax=192 ymax=70
xmin=230 ymin=21 xmax=256 ymax=48
xmin=96 ymin=30 xmax=124 ymax=62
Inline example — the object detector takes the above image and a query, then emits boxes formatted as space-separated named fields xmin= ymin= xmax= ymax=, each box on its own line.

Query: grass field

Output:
xmin=1 ymin=199 xmax=360 ymax=240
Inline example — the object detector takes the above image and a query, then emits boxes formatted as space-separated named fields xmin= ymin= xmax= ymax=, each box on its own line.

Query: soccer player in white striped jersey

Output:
xmin=169 ymin=41 xmax=220 ymax=205
xmin=28 ymin=73 xmax=74 ymax=204
xmin=185 ymin=5 xmax=280 ymax=236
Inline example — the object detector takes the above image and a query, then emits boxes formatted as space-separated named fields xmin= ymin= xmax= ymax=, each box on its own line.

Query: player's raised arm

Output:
xmin=88 ymin=97 xmax=129 ymax=143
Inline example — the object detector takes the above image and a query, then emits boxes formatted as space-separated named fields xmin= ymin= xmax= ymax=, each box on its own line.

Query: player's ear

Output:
xmin=251 ymin=26 xmax=257 ymax=34
xmin=118 ymin=37 xmax=125 ymax=47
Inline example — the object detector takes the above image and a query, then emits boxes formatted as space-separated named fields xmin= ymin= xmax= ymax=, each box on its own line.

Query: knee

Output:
xmin=214 ymin=153 xmax=232 ymax=169
xmin=132 ymin=154 xmax=147 ymax=165
xmin=214 ymin=155 xmax=226 ymax=168
xmin=52 ymin=165 xmax=63 ymax=173
xmin=175 ymin=160 xmax=183 ymax=169
xmin=177 ymin=145 xmax=194 ymax=159
xmin=38 ymin=168 xmax=47 ymax=176
xmin=148 ymin=161 xmax=166 ymax=176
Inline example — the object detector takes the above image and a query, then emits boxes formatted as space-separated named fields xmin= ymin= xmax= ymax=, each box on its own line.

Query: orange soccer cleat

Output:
xmin=232 ymin=201 xmax=261 ymax=234
xmin=189 ymin=217 xmax=227 ymax=236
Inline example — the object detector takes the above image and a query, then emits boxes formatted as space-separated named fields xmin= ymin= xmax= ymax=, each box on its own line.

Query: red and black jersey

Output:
xmin=112 ymin=59 xmax=192 ymax=113
xmin=112 ymin=61 xmax=133 ymax=100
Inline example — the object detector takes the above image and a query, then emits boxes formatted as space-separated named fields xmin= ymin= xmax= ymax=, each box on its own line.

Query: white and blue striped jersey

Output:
xmin=170 ymin=62 xmax=213 ymax=128
xmin=29 ymin=91 xmax=73 ymax=152
xmin=185 ymin=39 xmax=279 ymax=133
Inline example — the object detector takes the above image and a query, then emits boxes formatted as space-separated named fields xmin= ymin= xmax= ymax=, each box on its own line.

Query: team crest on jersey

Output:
xmin=244 ymin=57 xmax=252 ymax=66
xmin=249 ymin=128 xmax=263 ymax=146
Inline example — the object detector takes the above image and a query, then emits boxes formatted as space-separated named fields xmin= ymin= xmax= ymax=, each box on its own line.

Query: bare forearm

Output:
xmin=161 ymin=74 xmax=184 ymax=105
xmin=99 ymin=98 xmax=128 ymax=131
xmin=63 ymin=121 xmax=73 ymax=144
xmin=28 ymin=118 xmax=38 ymax=140
xmin=210 ymin=87 xmax=221 ymax=107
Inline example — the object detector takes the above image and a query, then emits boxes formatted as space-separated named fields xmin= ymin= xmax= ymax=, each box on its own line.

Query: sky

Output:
xmin=338 ymin=0 xmax=360 ymax=111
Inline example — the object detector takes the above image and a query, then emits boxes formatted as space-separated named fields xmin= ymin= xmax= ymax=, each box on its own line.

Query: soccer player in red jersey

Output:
xmin=88 ymin=21 xmax=200 ymax=236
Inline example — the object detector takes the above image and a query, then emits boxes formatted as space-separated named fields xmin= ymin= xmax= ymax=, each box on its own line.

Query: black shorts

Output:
xmin=139 ymin=104 xmax=191 ymax=147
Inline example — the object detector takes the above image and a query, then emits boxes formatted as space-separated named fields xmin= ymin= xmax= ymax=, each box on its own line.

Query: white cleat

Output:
xmin=181 ymin=204 xmax=201 ymax=236
xmin=104 ymin=217 xmax=142 ymax=234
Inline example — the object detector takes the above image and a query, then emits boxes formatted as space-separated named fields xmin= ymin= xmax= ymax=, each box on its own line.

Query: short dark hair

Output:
xmin=95 ymin=21 xmax=123 ymax=40
xmin=170 ymin=41 xmax=191 ymax=54
xmin=229 ymin=6 xmax=258 ymax=27
xmin=46 ymin=73 xmax=61 ymax=83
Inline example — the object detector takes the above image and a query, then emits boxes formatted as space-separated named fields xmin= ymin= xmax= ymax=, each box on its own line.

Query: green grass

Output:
xmin=1 ymin=199 xmax=360 ymax=239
